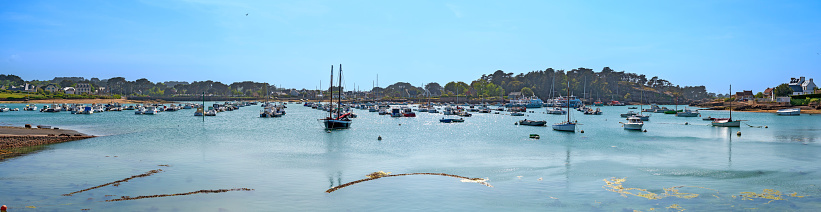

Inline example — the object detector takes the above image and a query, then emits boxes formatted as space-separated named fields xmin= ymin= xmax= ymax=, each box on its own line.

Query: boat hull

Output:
xmin=711 ymin=121 xmax=740 ymax=127
xmin=676 ymin=112 xmax=699 ymax=117
xmin=623 ymin=123 xmax=643 ymax=130
xmin=519 ymin=120 xmax=547 ymax=126
xmin=552 ymin=123 xmax=576 ymax=132
xmin=324 ymin=120 xmax=351 ymax=129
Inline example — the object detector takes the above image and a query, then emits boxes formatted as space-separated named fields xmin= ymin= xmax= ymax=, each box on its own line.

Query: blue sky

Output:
xmin=1 ymin=0 xmax=820 ymax=94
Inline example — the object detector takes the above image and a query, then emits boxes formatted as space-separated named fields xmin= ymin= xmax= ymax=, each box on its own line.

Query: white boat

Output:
xmin=77 ymin=106 xmax=93 ymax=114
xmin=776 ymin=108 xmax=800 ymax=116
xmin=546 ymin=107 xmax=566 ymax=115
xmin=623 ymin=116 xmax=644 ymax=130
xmin=711 ymin=85 xmax=742 ymax=127
xmin=676 ymin=108 xmax=700 ymax=117
xmin=135 ymin=107 xmax=145 ymax=115
xmin=205 ymin=107 xmax=217 ymax=116
xmin=23 ymin=104 xmax=37 ymax=111
xmin=553 ymin=81 xmax=577 ymax=132
xmin=711 ymin=118 xmax=741 ymax=127
xmin=144 ymin=106 xmax=159 ymax=115
xmin=620 ymin=111 xmax=638 ymax=118
xmin=442 ymin=106 xmax=456 ymax=115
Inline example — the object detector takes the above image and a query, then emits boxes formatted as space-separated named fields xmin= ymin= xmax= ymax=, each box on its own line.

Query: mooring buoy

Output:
xmin=378 ymin=136 xmax=382 ymax=140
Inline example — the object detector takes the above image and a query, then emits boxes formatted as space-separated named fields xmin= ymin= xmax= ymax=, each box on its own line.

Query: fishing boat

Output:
xmin=144 ymin=106 xmax=159 ymax=115
xmin=321 ymin=64 xmax=352 ymax=129
xmin=23 ymin=104 xmax=37 ymax=111
xmin=546 ymin=107 xmax=566 ymax=115
xmin=711 ymin=85 xmax=741 ymax=127
xmin=194 ymin=107 xmax=204 ymax=116
xmin=622 ymin=116 xmax=644 ymax=130
xmin=583 ymin=108 xmax=602 ymax=115
xmin=401 ymin=107 xmax=416 ymax=117
xmin=76 ymin=106 xmax=93 ymax=114
xmin=553 ymin=81 xmax=576 ymax=132
xmin=205 ymin=107 xmax=217 ymax=116
xmin=518 ymin=119 xmax=547 ymax=126
xmin=776 ymin=108 xmax=800 ymax=116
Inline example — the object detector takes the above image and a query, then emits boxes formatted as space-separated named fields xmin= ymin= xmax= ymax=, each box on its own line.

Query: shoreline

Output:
xmin=0 ymin=98 xmax=166 ymax=104
xmin=0 ymin=126 xmax=96 ymax=158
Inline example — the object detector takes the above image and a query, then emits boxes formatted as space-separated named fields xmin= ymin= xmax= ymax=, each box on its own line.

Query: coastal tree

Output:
xmin=521 ymin=87 xmax=534 ymax=97
xmin=773 ymin=83 xmax=793 ymax=97
xmin=424 ymin=82 xmax=442 ymax=96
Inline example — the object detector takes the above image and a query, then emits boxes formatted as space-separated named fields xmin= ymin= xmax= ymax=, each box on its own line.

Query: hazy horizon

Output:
xmin=2 ymin=0 xmax=820 ymax=94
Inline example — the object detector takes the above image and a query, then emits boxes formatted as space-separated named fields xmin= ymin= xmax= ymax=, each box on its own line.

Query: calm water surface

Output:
xmin=1 ymin=103 xmax=819 ymax=211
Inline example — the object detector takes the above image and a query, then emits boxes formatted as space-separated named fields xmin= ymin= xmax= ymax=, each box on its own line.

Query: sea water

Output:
xmin=0 ymin=103 xmax=819 ymax=211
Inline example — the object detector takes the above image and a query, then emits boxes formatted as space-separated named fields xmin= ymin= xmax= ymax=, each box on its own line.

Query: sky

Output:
xmin=1 ymin=0 xmax=820 ymax=94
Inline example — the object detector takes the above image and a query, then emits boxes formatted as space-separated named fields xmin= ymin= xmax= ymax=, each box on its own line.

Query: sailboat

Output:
xmin=633 ymin=87 xmax=650 ymax=121
xmin=552 ymin=81 xmax=576 ymax=132
xmin=711 ymin=85 xmax=741 ymax=127
xmin=321 ymin=64 xmax=352 ymax=129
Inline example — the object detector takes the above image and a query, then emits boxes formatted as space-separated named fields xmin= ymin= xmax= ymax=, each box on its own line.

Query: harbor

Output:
xmin=0 ymin=100 xmax=819 ymax=211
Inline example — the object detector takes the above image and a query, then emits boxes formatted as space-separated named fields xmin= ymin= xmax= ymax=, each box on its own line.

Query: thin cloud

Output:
xmin=446 ymin=4 xmax=463 ymax=18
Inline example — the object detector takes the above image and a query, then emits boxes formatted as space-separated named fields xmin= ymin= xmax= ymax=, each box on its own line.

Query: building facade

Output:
xmin=76 ymin=83 xmax=92 ymax=94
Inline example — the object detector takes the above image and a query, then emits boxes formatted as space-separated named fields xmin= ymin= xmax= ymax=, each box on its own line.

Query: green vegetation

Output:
xmin=774 ymin=83 xmax=793 ymax=97
xmin=791 ymin=97 xmax=821 ymax=106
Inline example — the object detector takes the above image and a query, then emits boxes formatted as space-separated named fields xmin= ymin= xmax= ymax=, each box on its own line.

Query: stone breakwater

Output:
xmin=0 ymin=135 xmax=96 ymax=150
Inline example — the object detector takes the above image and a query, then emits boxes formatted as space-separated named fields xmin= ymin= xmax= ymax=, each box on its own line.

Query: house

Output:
xmin=9 ymin=83 xmax=36 ymax=93
xmin=788 ymin=77 xmax=817 ymax=95
xmin=63 ymin=87 xmax=75 ymax=95
xmin=508 ymin=92 xmax=522 ymax=99
xmin=76 ymin=83 xmax=91 ymax=94
xmin=734 ymin=90 xmax=754 ymax=100
xmin=41 ymin=84 xmax=61 ymax=93
xmin=95 ymin=87 xmax=106 ymax=94
xmin=763 ymin=87 xmax=774 ymax=101
xmin=289 ymin=89 xmax=299 ymax=96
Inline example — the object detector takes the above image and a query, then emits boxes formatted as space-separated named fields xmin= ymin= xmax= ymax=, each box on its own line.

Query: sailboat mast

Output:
xmin=729 ymin=84 xmax=732 ymax=120
xmin=329 ymin=65 xmax=333 ymax=119
xmin=567 ymin=80 xmax=571 ymax=123
xmin=338 ymin=64 xmax=342 ymax=118
xmin=640 ymin=88 xmax=643 ymax=115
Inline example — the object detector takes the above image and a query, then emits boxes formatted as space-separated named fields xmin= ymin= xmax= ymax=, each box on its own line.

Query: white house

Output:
xmin=788 ymin=77 xmax=817 ymax=95
xmin=63 ymin=87 xmax=76 ymax=95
